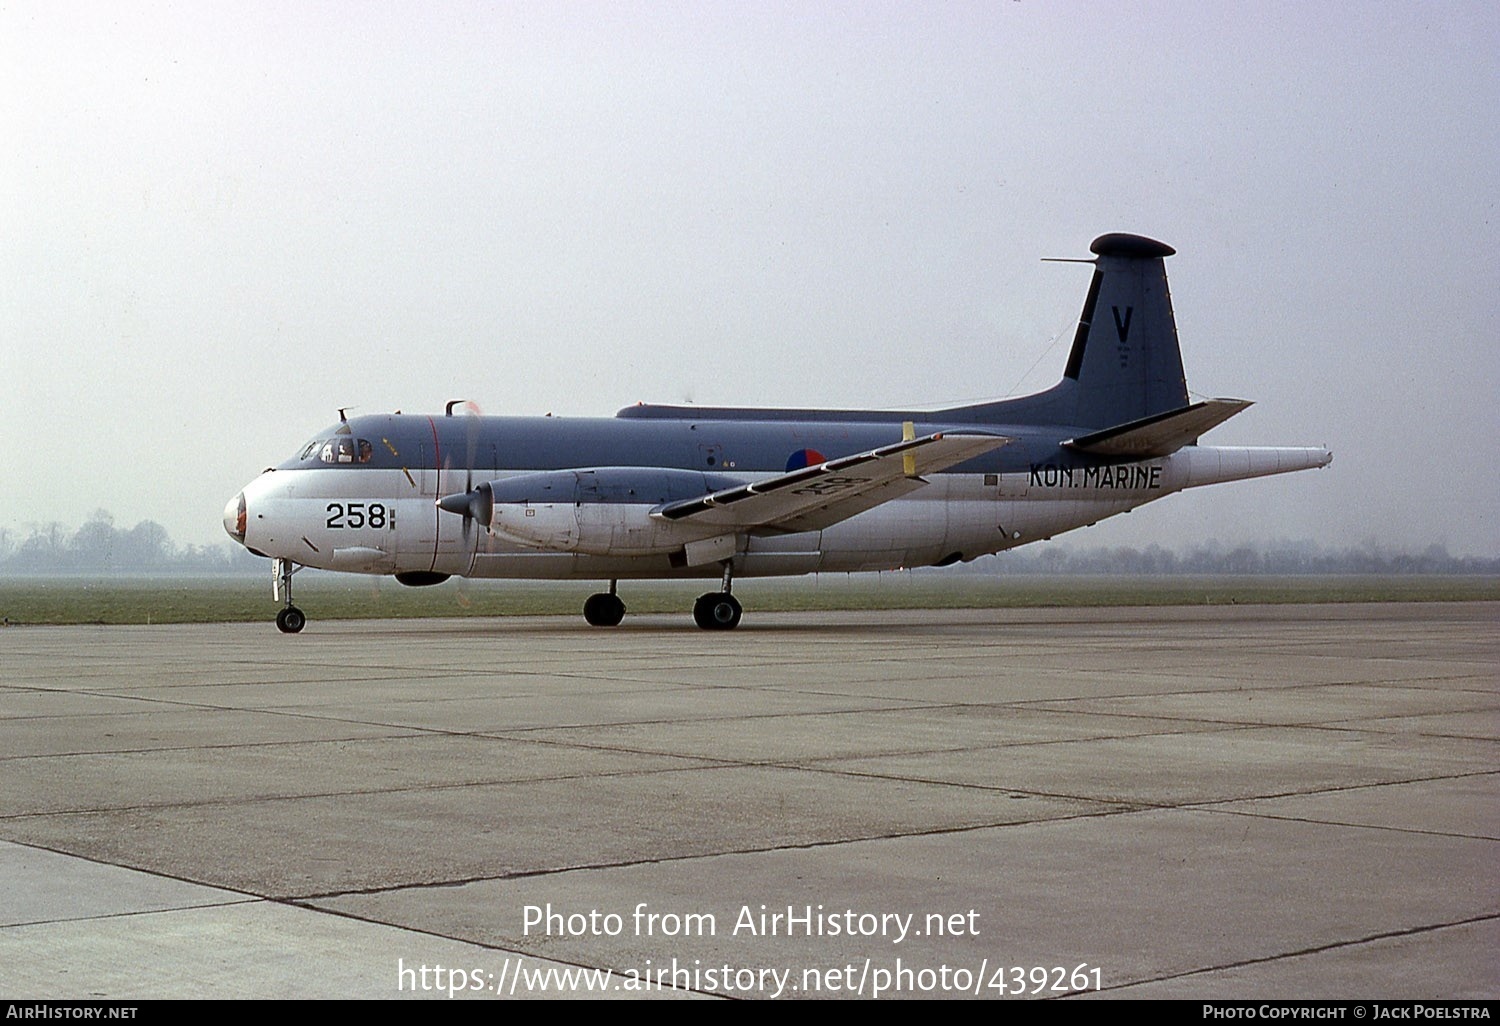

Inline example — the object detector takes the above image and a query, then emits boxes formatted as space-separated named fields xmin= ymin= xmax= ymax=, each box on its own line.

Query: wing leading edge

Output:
xmin=654 ymin=432 xmax=1009 ymax=534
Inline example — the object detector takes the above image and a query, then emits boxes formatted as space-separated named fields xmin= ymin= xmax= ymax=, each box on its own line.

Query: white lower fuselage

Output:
xmin=231 ymin=445 xmax=1330 ymax=581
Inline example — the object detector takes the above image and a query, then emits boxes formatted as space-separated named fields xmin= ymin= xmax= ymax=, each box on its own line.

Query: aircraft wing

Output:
xmin=653 ymin=432 xmax=1008 ymax=534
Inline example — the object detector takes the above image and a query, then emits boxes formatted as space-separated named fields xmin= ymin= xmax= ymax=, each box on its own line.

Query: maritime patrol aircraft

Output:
xmin=223 ymin=233 xmax=1331 ymax=632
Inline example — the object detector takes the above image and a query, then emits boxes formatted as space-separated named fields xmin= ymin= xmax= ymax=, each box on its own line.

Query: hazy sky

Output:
xmin=3 ymin=2 xmax=1497 ymax=556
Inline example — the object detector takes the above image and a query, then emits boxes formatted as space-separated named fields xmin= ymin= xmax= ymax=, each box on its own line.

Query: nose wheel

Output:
xmin=273 ymin=558 xmax=306 ymax=634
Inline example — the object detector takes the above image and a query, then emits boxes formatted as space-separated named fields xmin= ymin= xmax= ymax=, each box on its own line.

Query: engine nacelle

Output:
xmin=448 ymin=467 xmax=743 ymax=556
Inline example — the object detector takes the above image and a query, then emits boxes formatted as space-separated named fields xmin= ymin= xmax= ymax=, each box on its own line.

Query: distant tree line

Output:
xmin=0 ymin=510 xmax=261 ymax=575
xmin=988 ymin=540 xmax=1500 ymax=576
xmin=0 ymin=511 xmax=1495 ymax=577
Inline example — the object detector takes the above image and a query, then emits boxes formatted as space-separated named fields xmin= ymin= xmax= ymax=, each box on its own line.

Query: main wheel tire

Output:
xmin=276 ymin=606 xmax=306 ymax=634
xmin=693 ymin=592 xmax=741 ymax=630
xmin=583 ymin=592 xmax=625 ymax=627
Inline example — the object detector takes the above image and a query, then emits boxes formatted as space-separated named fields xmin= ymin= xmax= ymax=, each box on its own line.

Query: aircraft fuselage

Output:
xmin=226 ymin=411 xmax=1327 ymax=581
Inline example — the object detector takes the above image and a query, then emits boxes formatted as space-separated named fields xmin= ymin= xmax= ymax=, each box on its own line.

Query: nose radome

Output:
xmin=223 ymin=493 xmax=246 ymax=544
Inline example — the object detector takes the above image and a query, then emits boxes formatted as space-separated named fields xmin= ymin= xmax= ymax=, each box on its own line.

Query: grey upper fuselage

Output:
xmin=279 ymin=385 xmax=1118 ymax=491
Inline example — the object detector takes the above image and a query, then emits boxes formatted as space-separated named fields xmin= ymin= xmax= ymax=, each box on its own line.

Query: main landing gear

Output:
xmin=273 ymin=557 xmax=306 ymax=634
xmin=692 ymin=560 xmax=741 ymax=631
xmin=692 ymin=591 xmax=742 ymax=631
xmin=581 ymin=563 xmax=744 ymax=630
xmin=582 ymin=581 xmax=626 ymax=627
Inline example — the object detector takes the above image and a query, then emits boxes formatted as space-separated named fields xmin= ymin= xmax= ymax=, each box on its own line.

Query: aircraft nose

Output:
xmin=223 ymin=493 xmax=247 ymax=545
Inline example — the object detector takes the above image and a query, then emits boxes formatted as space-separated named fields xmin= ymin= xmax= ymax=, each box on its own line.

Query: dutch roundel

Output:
xmin=785 ymin=448 xmax=826 ymax=472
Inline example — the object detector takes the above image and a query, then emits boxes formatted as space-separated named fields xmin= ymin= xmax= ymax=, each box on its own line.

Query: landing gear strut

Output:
xmin=273 ymin=557 xmax=306 ymax=634
xmin=583 ymin=580 xmax=625 ymax=627
xmin=693 ymin=561 xmax=742 ymax=630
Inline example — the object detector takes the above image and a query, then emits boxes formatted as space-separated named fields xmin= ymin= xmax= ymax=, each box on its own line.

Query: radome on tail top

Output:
xmin=224 ymin=233 xmax=1331 ymax=632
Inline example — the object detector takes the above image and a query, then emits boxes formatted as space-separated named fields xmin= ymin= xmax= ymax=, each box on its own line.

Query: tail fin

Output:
xmin=949 ymin=233 xmax=1190 ymax=430
xmin=1058 ymin=233 xmax=1188 ymax=428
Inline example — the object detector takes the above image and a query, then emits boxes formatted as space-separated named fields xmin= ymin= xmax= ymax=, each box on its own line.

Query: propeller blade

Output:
xmin=464 ymin=401 xmax=481 ymax=493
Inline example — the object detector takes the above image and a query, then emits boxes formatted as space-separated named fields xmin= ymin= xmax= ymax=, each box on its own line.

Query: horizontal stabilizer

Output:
xmin=656 ymin=432 xmax=1008 ymax=533
xmin=1063 ymin=399 xmax=1252 ymax=458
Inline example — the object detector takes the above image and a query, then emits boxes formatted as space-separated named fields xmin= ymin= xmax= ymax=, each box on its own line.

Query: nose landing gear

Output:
xmin=273 ymin=557 xmax=306 ymax=634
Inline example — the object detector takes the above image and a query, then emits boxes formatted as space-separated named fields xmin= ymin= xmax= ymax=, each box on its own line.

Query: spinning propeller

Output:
xmin=436 ymin=401 xmax=491 ymax=541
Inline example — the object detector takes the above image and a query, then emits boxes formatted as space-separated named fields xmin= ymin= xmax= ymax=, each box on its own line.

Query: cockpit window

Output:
xmin=300 ymin=438 xmax=375 ymax=464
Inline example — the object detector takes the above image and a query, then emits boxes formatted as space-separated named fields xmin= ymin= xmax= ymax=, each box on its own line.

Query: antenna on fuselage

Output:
xmin=445 ymin=400 xmax=470 ymax=417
